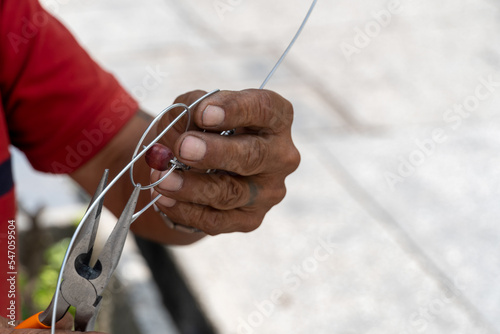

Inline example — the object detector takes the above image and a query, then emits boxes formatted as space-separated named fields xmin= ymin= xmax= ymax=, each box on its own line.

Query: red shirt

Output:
xmin=0 ymin=0 xmax=138 ymax=319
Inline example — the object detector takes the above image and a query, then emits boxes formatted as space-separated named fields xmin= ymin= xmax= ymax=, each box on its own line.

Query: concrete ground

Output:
xmin=14 ymin=0 xmax=500 ymax=333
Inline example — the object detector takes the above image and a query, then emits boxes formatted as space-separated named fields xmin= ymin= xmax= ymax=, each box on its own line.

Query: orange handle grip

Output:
xmin=15 ymin=311 xmax=51 ymax=329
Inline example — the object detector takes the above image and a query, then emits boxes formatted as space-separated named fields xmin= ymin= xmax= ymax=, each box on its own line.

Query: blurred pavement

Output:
xmin=14 ymin=0 xmax=500 ymax=333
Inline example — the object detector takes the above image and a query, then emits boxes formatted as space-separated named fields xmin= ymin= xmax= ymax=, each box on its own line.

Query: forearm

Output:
xmin=70 ymin=110 xmax=205 ymax=245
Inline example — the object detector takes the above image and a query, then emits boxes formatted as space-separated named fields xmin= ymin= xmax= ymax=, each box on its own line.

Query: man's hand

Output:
xmin=150 ymin=89 xmax=300 ymax=235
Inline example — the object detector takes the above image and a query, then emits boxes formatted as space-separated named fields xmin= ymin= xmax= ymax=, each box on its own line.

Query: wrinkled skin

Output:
xmin=151 ymin=89 xmax=301 ymax=235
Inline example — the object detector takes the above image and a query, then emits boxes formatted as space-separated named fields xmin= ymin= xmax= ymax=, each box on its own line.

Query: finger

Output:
xmin=0 ymin=316 xmax=13 ymax=328
xmin=152 ymin=170 xmax=255 ymax=210
xmin=192 ymin=89 xmax=294 ymax=133
xmin=174 ymin=131 xmax=288 ymax=176
xmin=156 ymin=201 xmax=265 ymax=235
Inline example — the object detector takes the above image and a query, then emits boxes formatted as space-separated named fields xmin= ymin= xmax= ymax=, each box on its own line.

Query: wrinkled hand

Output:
xmin=150 ymin=89 xmax=300 ymax=235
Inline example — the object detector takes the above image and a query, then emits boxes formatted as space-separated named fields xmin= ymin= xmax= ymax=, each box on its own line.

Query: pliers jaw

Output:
xmin=38 ymin=170 xmax=141 ymax=331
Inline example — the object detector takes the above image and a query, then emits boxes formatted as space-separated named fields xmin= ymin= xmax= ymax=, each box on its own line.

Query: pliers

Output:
xmin=16 ymin=170 xmax=141 ymax=331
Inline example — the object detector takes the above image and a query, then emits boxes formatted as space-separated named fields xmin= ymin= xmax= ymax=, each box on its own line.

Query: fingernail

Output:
xmin=158 ymin=195 xmax=176 ymax=208
xmin=159 ymin=172 xmax=183 ymax=191
xmin=202 ymin=105 xmax=225 ymax=127
xmin=180 ymin=136 xmax=206 ymax=161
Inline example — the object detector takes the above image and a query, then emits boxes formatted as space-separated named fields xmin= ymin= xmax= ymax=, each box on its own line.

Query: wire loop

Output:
xmin=129 ymin=89 xmax=220 ymax=192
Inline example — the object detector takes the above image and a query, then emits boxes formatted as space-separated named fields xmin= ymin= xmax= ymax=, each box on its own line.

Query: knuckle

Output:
xmin=174 ymin=206 xmax=193 ymax=226
xmin=278 ymin=98 xmax=294 ymax=128
xmin=276 ymin=140 xmax=300 ymax=174
xmin=258 ymin=90 xmax=274 ymax=114
xmin=216 ymin=176 xmax=245 ymax=208
xmin=268 ymin=180 xmax=287 ymax=205
xmin=200 ymin=209 xmax=223 ymax=235
xmin=286 ymin=145 xmax=301 ymax=172
xmin=241 ymin=214 xmax=263 ymax=233
xmin=263 ymin=90 xmax=293 ymax=131
xmin=275 ymin=183 xmax=287 ymax=204
xmin=243 ymin=138 xmax=268 ymax=175
xmin=283 ymin=97 xmax=293 ymax=114
xmin=198 ymin=176 xmax=219 ymax=204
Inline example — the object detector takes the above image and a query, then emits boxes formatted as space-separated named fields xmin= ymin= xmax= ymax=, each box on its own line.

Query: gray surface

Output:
xmin=13 ymin=0 xmax=500 ymax=333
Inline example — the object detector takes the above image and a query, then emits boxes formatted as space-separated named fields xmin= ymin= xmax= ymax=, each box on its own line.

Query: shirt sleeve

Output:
xmin=0 ymin=0 xmax=139 ymax=173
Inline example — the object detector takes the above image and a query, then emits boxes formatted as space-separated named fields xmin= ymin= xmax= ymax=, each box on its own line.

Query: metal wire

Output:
xmin=49 ymin=90 xmax=218 ymax=331
xmin=50 ymin=1 xmax=317 ymax=331
xmin=260 ymin=0 xmax=318 ymax=89
xmin=128 ymin=89 xmax=220 ymax=192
